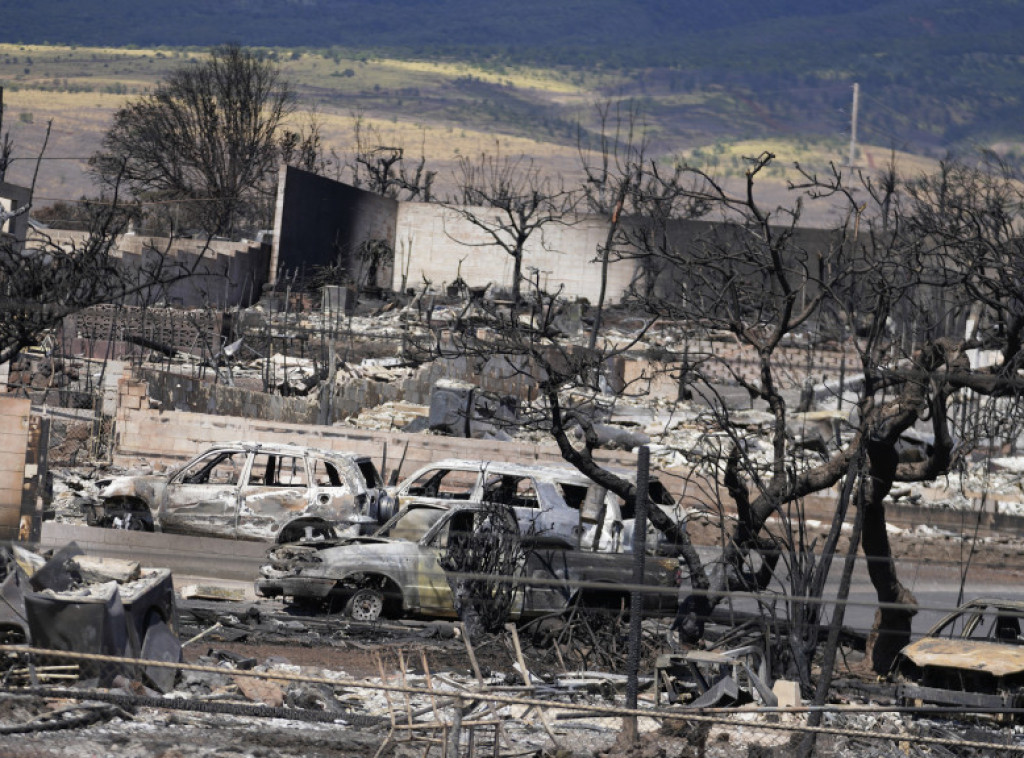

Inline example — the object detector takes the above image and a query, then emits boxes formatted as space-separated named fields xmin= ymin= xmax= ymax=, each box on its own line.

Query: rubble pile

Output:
xmin=336 ymin=401 xmax=429 ymax=431
xmin=47 ymin=466 xmax=118 ymax=524
xmin=0 ymin=542 xmax=181 ymax=691
xmin=3 ymin=588 xmax=1013 ymax=757
xmin=12 ymin=293 xmax=1024 ymax=756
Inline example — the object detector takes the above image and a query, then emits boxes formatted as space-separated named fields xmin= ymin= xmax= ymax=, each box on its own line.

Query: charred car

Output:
xmin=392 ymin=458 xmax=684 ymax=554
xmin=89 ymin=442 xmax=390 ymax=543
xmin=891 ymin=598 xmax=1024 ymax=719
xmin=256 ymin=502 xmax=684 ymax=622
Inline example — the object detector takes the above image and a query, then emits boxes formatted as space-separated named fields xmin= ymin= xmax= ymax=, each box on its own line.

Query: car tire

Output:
xmin=345 ymin=588 xmax=385 ymax=622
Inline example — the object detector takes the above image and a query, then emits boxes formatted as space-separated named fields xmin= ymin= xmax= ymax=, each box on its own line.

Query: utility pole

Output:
xmin=622 ymin=445 xmax=650 ymax=746
xmin=848 ymin=82 xmax=860 ymax=168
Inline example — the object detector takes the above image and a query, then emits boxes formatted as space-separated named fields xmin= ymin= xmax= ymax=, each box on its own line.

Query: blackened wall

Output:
xmin=271 ymin=166 xmax=398 ymax=286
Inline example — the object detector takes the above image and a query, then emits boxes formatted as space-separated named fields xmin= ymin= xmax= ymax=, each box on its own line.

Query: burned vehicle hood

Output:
xmin=899 ymin=637 xmax=1024 ymax=678
xmin=262 ymin=538 xmax=419 ymax=578
xmin=99 ymin=474 xmax=168 ymax=504
xmin=304 ymin=540 xmax=418 ymax=572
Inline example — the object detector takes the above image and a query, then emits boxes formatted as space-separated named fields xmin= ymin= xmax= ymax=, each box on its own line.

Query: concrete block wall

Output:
xmin=271 ymin=166 xmax=399 ymax=287
xmin=113 ymin=373 xmax=640 ymax=485
xmin=65 ymin=305 xmax=228 ymax=354
xmin=0 ymin=397 xmax=30 ymax=540
xmin=620 ymin=340 xmax=860 ymax=398
xmin=132 ymin=355 xmax=549 ymax=429
xmin=32 ymin=229 xmax=269 ymax=309
xmin=114 ymin=400 xmax=638 ymax=482
xmin=394 ymin=203 xmax=639 ymax=304
xmin=139 ymin=369 xmax=320 ymax=424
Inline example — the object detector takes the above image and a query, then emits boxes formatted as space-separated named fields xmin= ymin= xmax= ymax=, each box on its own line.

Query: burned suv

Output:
xmin=89 ymin=442 xmax=390 ymax=543
xmin=392 ymin=458 xmax=684 ymax=554
xmin=891 ymin=598 xmax=1024 ymax=720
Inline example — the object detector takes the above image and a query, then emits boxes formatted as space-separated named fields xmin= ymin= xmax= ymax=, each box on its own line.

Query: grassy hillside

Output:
xmin=0 ymin=41 xmax=963 ymax=227
xmin=3 ymin=1 xmax=1023 ymax=153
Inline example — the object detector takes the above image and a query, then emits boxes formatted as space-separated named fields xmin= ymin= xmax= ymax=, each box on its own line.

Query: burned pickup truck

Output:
xmin=88 ymin=442 xmax=391 ymax=543
xmin=256 ymin=502 xmax=684 ymax=622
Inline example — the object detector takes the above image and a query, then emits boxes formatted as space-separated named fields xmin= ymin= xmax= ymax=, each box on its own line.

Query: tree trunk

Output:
xmin=860 ymin=438 xmax=917 ymax=674
xmin=511 ymin=250 xmax=523 ymax=311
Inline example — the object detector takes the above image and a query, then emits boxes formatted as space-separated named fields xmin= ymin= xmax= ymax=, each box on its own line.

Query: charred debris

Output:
xmin=9 ymin=283 xmax=1024 ymax=754
xmin=3 ymin=539 xmax=1019 ymax=758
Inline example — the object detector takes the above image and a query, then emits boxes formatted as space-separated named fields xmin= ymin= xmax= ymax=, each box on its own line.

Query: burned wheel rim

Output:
xmin=346 ymin=588 xmax=384 ymax=622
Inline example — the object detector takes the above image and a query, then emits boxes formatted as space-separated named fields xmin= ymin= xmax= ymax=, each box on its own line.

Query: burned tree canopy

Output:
xmin=624 ymin=152 xmax=1024 ymax=677
xmin=0 ymin=201 xmax=206 ymax=367
xmin=438 ymin=501 xmax=524 ymax=638
xmin=410 ymin=147 xmax=1024 ymax=685
xmin=445 ymin=151 xmax=577 ymax=310
xmin=90 ymin=45 xmax=295 ymax=237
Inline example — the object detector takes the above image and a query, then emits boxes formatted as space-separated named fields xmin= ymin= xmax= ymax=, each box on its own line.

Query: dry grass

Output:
xmin=0 ymin=43 xmax=944 ymax=215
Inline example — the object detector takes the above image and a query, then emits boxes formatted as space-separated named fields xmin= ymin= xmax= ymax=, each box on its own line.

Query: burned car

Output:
xmin=89 ymin=442 xmax=390 ymax=543
xmin=256 ymin=502 xmax=684 ymax=622
xmin=392 ymin=458 xmax=684 ymax=554
xmin=891 ymin=598 xmax=1024 ymax=718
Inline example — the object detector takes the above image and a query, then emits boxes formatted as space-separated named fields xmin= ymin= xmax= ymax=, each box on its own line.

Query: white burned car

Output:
xmin=391 ymin=458 xmax=684 ymax=553
xmin=90 ymin=442 xmax=390 ymax=543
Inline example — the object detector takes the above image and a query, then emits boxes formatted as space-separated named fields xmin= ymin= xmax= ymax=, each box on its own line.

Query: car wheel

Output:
xmin=345 ymin=588 xmax=385 ymax=622
xmin=125 ymin=509 xmax=155 ymax=531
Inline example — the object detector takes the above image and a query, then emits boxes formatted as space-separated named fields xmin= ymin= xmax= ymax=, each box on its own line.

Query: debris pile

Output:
xmin=0 ymin=542 xmax=181 ymax=692
xmin=46 ymin=466 xmax=116 ymax=523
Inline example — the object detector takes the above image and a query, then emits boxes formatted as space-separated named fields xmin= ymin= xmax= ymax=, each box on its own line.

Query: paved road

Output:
xmin=40 ymin=523 xmax=1024 ymax=640
xmin=689 ymin=545 xmax=1024 ymax=641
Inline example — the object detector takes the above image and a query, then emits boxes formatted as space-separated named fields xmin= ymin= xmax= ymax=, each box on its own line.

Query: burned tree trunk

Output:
xmin=861 ymin=438 xmax=917 ymax=673
xmin=438 ymin=503 xmax=525 ymax=640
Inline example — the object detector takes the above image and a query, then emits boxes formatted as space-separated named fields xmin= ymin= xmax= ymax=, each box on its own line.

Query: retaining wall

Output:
xmin=0 ymin=397 xmax=47 ymax=542
xmin=113 ymin=375 xmax=639 ymax=482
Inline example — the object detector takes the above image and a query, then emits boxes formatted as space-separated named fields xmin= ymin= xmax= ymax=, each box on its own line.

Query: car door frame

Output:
xmin=159 ymin=448 xmax=250 ymax=537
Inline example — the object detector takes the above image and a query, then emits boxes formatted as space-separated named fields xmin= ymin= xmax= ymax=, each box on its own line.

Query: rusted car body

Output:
xmin=91 ymin=442 xmax=390 ymax=543
xmin=892 ymin=598 xmax=1024 ymax=718
xmin=256 ymin=502 xmax=684 ymax=622
xmin=391 ymin=458 xmax=684 ymax=554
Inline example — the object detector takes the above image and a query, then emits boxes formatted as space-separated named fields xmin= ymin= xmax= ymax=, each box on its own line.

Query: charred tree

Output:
xmin=445 ymin=150 xmax=576 ymax=311
xmin=91 ymin=45 xmax=295 ymax=236
xmin=438 ymin=502 xmax=525 ymax=640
